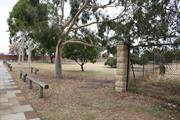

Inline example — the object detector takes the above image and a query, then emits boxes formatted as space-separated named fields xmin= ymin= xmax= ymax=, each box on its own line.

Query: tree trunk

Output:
xmin=81 ymin=63 xmax=84 ymax=72
xmin=50 ymin=55 xmax=54 ymax=63
xmin=28 ymin=49 xmax=32 ymax=68
xmin=18 ymin=49 xmax=21 ymax=64
xmin=55 ymin=44 xmax=63 ymax=79
xmin=22 ymin=49 xmax=24 ymax=62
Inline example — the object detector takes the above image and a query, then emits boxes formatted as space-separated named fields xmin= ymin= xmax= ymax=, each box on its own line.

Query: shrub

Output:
xmin=104 ymin=57 xmax=117 ymax=68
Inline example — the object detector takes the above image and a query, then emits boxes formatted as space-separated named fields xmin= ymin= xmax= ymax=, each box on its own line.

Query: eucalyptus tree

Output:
xmin=33 ymin=21 xmax=60 ymax=64
xmin=18 ymin=36 xmax=26 ymax=63
xmin=9 ymin=0 xmax=179 ymax=79
xmin=42 ymin=0 xmax=129 ymax=78
xmin=9 ymin=42 xmax=19 ymax=55
xmin=26 ymin=39 xmax=38 ymax=67
xmin=63 ymin=44 xmax=99 ymax=72
xmin=8 ymin=0 xmax=48 ymax=66
xmin=95 ymin=0 xmax=179 ymax=78
xmin=8 ymin=0 xmax=43 ymax=38
xmin=97 ymin=0 xmax=180 ymax=52
xmin=10 ymin=33 xmax=27 ymax=64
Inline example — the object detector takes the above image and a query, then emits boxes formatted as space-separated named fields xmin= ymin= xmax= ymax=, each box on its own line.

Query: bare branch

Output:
xmin=65 ymin=0 xmax=91 ymax=35
xmin=63 ymin=17 xmax=74 ymax=29
xmin=88 ymin=4 xmax=121 ymax=9
xmin=60 ymin=0 xmax=65 ymax=22
xmin=87 ymin=0 xmax=116 ymax=10
xmin=63 ymin=0 xmax=119 ymax=30
xmin=71 ymin=17 xmax=117 ymax=31
xmin=75 ymin=60 xmax=81 ymax=66
xmin=71 ymin=8 xmax=126 ymax=31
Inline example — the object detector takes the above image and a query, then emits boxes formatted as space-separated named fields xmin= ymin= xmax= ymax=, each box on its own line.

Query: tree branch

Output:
xmin=62 ymin=39 xmax=93 ymax=47
xmin=63 ymin=17 xmax=74 ymax=29
xmin=87 ymin=0 xmax=116 ymax=10
xmin=60 ymin=0 xmax=65 ymax=22
xmin=75 ymin=60 xmax=81 ymax=65
xmin=64 ymin=0 xmax=91 ymax=35
xmin=71 ymin=7 xmax=126 ymax=31
xmin=88 ymin=4 xmax=122 ymax=9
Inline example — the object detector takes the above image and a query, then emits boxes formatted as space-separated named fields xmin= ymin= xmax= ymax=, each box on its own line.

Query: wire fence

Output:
xmin=128 ymin=44 xmax=180 ymax=89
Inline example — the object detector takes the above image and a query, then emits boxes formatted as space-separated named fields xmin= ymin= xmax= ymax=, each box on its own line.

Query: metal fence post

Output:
xmin=29 ymin=80 xmax=32 ymax=89
xmin=39 ymin=86 xmax=43 ymax=98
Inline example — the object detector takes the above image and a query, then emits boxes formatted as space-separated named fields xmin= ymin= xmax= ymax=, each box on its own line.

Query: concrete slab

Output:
xmin=0 ymin=62 xmax=41 ymax=120
xmin=12 ymin=105 xmax=33 ymax=113
xmin=0 ymin=112 xmax=26 ymax=120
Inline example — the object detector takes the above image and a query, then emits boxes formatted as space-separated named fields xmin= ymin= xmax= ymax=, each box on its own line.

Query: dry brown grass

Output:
xmin=129 ymin=64 xmax=180 ymax=118
xmin=9 ymin=62 xmax=180 ymax=120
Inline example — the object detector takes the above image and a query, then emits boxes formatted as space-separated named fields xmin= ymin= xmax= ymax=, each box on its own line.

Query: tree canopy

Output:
xmin=63 ymin=44 xmax=99 ymax=71
xmin=8 ymin=0 xmax=180 ymax=78
xmin=8 ymin=0 xmax=48 ymax=40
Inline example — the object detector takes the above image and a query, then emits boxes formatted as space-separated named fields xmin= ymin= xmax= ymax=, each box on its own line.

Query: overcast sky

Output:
xmin=0 ymin=0 xmax=18 ymax=54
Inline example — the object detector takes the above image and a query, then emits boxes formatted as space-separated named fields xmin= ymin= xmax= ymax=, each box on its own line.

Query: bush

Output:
xmin=104 ymin=57 xmax=117 ymax=68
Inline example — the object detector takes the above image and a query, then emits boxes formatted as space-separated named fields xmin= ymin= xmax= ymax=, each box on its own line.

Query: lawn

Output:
xmin=10 ymin=62 xmax=180 ymax=120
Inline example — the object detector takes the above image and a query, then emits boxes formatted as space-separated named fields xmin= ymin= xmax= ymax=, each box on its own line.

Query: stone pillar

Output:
xmin=115 ymin=42 xmax=129 ymax=92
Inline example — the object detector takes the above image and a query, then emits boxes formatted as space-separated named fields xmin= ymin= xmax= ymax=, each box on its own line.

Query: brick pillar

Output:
xmin=115 ymin=42 xmax=129 ymax=92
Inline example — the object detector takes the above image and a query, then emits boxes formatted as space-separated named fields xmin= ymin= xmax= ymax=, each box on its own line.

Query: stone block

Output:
xmin=6 ymin=92 xmax=16 ymax=98
xmin=115 ymin=86 xmax=126 ymax=92
xmin=0 ymin=109 xmax=12 ymax=116
xmin=12 ymin=105 xmax=33 ymax=113
xmin=117 ymin=56 xmax=128 ymax=63
xmin=117 ymin=63 xmax=127 ymax=69
xmin=115 ymin=75 xmax=127 ymax=82
xmin=7 ymin=90 xmax=21 ymax=94
xmin=0 ymin=97 xmax=8 ymax=103
xmin=0 ymin=113 xmax=26 ymax=120
xmin=116 ymin=69 xmax=127 ymax=75
xmin=115 ymin=80 xmax=126 ymax=87
xmin=117 ymin=45 xmax=128 ymax=51
xmin=117 ymin=51 xmax=128 ymax=58
xmin=29 ymin=118 xmax=41 ymax=120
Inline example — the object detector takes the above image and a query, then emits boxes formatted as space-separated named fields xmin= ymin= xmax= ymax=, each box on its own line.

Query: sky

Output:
xmin=0 ymin=0 xmax=18 ymax=54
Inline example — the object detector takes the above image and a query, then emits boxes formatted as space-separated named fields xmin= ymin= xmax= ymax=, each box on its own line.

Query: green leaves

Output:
xmin=8 ymin=0 xmax=49 ymax=39
xmin=104 ymin=57 xmax=117 ymax=68
xmin=70 ymin=0 xmax=81 ymax=17
xmin=81 ymin=10 xmax=91 ymax=24
xmin=11 ymin=0 xmax=37 ymax=31
xmin=102 ymin=0 xmax=179 ymax=47
xmin=63 ymin=44 xmax=99 ymax=66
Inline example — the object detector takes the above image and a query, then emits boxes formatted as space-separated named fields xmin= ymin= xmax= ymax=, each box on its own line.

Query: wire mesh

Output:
xmin=128 ymin=45 xmax=180 ymax=90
